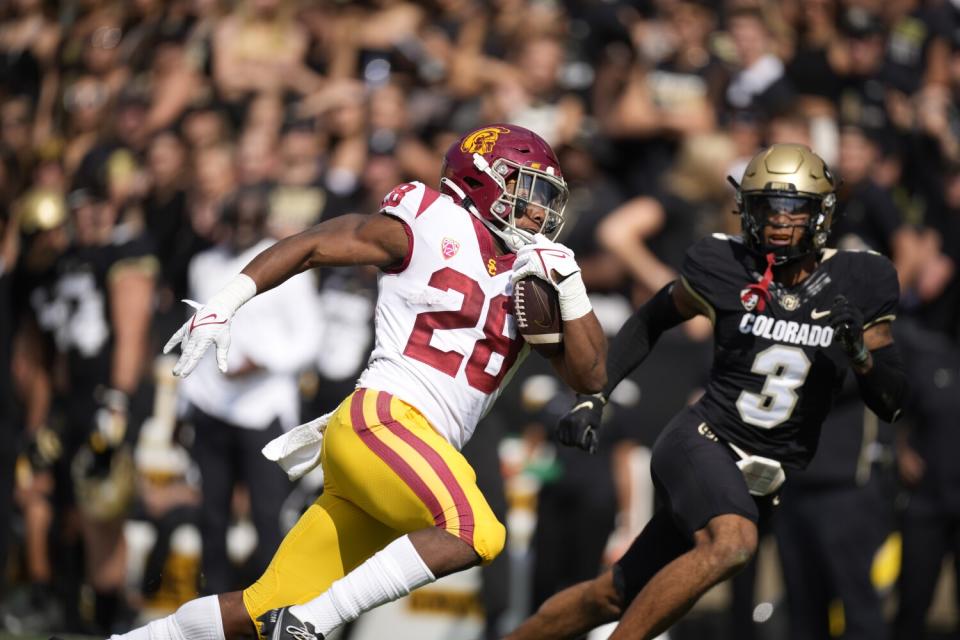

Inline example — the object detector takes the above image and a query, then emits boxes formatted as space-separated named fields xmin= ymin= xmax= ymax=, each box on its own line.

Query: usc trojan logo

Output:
xmin=461 ymin=126 xmax=511 ymax=154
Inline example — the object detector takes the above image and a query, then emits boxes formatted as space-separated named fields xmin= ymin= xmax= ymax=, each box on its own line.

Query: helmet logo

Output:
xmin=740 ymin=288 xmax=760 ymax=311
xmin=461 ymin=126 xmax=511 ymax=154
xmin=441 ymin=237 xmax=460 ymax=259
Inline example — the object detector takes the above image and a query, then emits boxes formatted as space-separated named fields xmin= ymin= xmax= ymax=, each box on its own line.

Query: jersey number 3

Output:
xmin=736 ymin=345 xmax=811 ymax=429
xmin=404 ymin=267 xmax=522 ymax=394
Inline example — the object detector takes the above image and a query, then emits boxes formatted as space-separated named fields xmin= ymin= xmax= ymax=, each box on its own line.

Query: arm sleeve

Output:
xmin=855 ymin=343 xmax=907 ymax=423
xmin=602 ymin=283 xmax=687 ymax=399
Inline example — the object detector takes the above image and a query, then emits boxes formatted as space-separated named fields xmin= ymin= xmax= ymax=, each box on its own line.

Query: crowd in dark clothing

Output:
xmin=1 ymin=0 xmax=959 ymax=637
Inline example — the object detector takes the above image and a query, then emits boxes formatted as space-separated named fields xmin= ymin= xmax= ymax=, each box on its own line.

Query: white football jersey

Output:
xmin=358 ymin=182 xmax=530 ymax=449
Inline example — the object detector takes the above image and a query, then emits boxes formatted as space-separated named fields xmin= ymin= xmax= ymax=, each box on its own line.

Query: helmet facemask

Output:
xmin=738 ymin=191 xmax=835 ymax=264
xmin=732 ymin=143 xmax=839 ymax=266
xmin=476 ymin=155 xmax=568 ymax=251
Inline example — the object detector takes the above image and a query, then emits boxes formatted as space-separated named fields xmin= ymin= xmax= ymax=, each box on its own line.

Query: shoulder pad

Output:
xmin=832 ymin=250 xmax=899 ymax=326
xmin=680 ymin=234 xmax=754 ymax=312
xmin=380 ymin=182 xmax=444 ymax=225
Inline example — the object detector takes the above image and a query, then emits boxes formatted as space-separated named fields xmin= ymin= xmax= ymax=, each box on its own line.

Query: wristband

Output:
xmin=556 ymin=272 xmax=592 ymax=321
xmin=208 ymin=273 xmax=257 ymax=314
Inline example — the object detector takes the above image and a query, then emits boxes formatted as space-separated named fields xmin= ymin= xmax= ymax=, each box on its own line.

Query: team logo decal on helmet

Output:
xmin=440 ymin=124 xmax=569 ymax=252
xmin=460 ymin=126 xmax=511 ymax=154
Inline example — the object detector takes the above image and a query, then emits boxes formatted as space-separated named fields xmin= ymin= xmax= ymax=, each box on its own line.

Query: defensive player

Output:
xmin=110 ymin=124 xmax=606 ymax=640
xmin=506 ymin=143 xmax=907 ymax=640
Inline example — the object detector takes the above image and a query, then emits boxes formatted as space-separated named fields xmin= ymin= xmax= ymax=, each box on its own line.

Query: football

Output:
xmin=512 ymin=276 xmax=563 ymax=358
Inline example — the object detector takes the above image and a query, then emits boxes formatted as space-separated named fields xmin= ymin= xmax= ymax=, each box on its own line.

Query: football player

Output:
xmin=505 ymin=143 xmax=907 ymax=640
xmin=110 ymin=124 xmax=606 ymax=640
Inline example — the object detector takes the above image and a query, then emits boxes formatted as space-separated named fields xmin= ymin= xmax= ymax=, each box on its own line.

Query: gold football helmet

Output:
xmin=731 ymin=143 xmax=838 ymax=264
xmin=17 ymin=188 xmax=68 ymax=234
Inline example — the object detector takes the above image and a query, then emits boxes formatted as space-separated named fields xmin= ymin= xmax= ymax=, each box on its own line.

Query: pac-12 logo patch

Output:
xmin=740 ymin=288 xmax=759 ymax=311
xmin=460 ymin=126 xmax=511 ymax=154
xmin=441 ymin=237 xmax=460 ymax=259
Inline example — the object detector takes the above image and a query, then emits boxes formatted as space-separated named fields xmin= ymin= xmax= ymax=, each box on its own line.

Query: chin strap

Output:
xmin=742 ymin=252 xmax=776 ymax=312
xmin=439 ymin=176 xmax=533 ymax=251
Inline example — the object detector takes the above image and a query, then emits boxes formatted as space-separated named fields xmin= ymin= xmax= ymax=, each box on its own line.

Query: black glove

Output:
xmin=828 ymin=294 xmax=868 ymax=364
xmin=556 ymin=393 xmax=605 ymax=454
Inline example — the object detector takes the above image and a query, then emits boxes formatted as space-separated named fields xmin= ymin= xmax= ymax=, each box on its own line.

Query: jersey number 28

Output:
xmin=736 ymin=345 xmax=811 ymax=429
xmin=404 ymin=267 xmax=522 ymax=394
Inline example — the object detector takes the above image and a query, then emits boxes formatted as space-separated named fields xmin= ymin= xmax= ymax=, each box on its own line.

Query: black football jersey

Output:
xmin=31 ymin=231 xmax=157 ymax=393
xmin=680 ymin=234 xmax=899 ymax=469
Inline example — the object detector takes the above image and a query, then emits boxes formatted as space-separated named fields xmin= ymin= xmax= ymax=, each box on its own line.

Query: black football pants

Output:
xmin=189 ymin=407 xmax=291 ymax=594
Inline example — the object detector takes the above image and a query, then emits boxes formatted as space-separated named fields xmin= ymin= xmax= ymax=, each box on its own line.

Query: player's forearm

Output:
xmin=557 ymin=312 xmax=607 ymax=393
xmin=602 ymin=283 xmax=686 ymax=399
xmin=854 ymin=344 xmax=907 ymax=423
xmin=241 ymin=226 xmax=331 ymax=295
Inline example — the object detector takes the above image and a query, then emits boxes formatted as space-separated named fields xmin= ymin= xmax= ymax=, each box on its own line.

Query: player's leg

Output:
xmin=609 ymin=513 xmax=757 ymax=640
xmin=260 ymin=389 xmax=506 ymax=638
xmin=109 ymin=490 xmax=399 ymax=640
xmin=507 ymin=569 xmax=622 ymax=640
xmin=506 ymin=507 xmax=691 ymax=640
xmin=607 ymin=409 xmax=761 ymax=640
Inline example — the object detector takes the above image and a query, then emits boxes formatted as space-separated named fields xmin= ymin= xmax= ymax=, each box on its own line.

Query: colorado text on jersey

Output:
xmin=737 ymin=313 xmax=834 ymax=348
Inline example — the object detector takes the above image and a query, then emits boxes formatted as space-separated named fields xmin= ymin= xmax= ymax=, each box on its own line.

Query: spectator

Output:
xmin=834 ymin=125 xmax=918 ymax=275
xmin=267 ymin=124 xmax=327 ymax=238
xmin=722 ymin=6 xmax=795 ymax=121
xmin=9 ymin=187 xmax=70 ymax=634
xmin=142 ymin=130 xmax=205 ymax=338
xmin=179 ymin=184 xmax=321 ymax=593
xmin=598 ymin=0 xmax=722 ymax=194
xmin=0 ymin=0 xmax=61 ymax=104
xmin=212 ymin=0 xmax=322 ymax=125
xmin=19 ymin=179 xmax=156 ymax=633
xmin=894 ymin=319 xmax=960 ymax=640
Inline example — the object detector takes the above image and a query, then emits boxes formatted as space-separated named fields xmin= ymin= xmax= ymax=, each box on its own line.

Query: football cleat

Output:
xmin=256 ymin=607 xmax=324 ymax=640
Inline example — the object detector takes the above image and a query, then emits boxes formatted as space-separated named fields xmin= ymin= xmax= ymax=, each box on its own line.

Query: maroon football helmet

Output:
xmin=440 ymin=124 xmax=569 ymax=250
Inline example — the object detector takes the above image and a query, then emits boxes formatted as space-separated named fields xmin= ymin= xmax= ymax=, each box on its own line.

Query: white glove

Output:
xmin=512 ymin=234 xmax=592 ymax=321
xmin=163 ymin=274 xmax=256 ymax=377
xmin=262 ymin=411 xmax=333 ymax=481
xmin=511 ymin=234 xmax=581 ymax=288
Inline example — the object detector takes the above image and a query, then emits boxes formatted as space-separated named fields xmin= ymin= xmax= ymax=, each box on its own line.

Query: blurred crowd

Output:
xmin=0 ymin=0 xmax=959 ymax=638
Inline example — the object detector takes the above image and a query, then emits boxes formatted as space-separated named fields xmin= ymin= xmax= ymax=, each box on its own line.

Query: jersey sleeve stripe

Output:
xmin=863 ymin=314 xmax=896 ymax=330
xmin=679 ymin=275 xmax=716 ymax=324
xmin=350 ymin=389 xmax=448 ymax=530
xmin=375 ymin=392 xmax=476 ymax=547
xmin=380 ymin=215 xmax=414 ymax=274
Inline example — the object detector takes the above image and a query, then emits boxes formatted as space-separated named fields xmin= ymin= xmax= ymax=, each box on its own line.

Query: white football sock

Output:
xmin=289 ymin=534 xmax=435 ymax=636
xmin=108 ymin=595 xmax=226 ymax=640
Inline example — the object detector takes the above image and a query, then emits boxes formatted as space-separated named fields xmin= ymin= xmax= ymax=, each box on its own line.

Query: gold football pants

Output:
xmin=242 ymin=388 xmax=505 ymax=627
